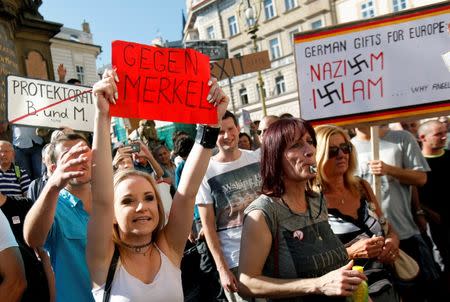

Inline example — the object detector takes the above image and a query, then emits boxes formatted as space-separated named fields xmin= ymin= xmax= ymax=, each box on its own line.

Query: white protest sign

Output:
xmin=7 ymin=75 xmax=94 ymax=132
xmin=295 ymin=3 xmax=450 ymax=126
xmin=442 ymin=51 xmax=450 ymax=72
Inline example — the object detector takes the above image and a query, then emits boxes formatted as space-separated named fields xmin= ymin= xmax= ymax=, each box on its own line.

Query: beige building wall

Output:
xmin=185 ymin=0 xmax=334 ymax=122
xmin=50 ymin=24 xmax=101 ymax=86
xmin=185 ymin=0 xmax=445 ymax=122
xmin=335 ymin=0 xmax=446 ymax=23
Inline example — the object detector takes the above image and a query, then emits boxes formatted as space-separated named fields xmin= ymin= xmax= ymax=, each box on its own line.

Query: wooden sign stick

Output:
xmin=370 ymin=126 xmax=382 ymax=202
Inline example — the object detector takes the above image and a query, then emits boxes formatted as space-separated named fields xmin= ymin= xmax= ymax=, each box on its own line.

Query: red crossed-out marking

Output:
xmin=9 ymin=89 xmax=92 ymax=124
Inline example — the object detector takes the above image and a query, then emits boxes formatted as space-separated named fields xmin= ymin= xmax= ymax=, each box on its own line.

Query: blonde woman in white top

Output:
xmin=88 ymin=69 xmax=228 ymax=302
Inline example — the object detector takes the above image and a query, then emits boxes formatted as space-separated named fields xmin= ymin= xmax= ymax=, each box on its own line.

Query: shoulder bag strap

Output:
xmin=268 ymin=199 xmax=280 ymax=278
xmin=359 ymin=178 xmax=388 ymax=235
xmin=103 ymin=245 xmax=120 ymax=302
xmin=273 ymin=224 xmax=279 ymax=278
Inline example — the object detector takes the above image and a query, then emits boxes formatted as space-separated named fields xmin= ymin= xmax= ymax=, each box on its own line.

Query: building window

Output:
xmin=256 ymin=83 xmax=266 ymax=100
xmin=311 ymin=20 xmax=323 ymax=29
xmin=275 ymin=76 xmax=286 ymax=95
xmin=289 ymin=29 xmax=299 ymax=46
xmin=264 ymin=0 xmax=276 ymax=20
xmin=361 ymin=1 xmax=375 ymax=19
xmin=239 ymin=87 xmax=249 ymax=105
xmin=76 ymin=65 xmax=84 ymax=83
xmin=392 ymin=0 xmax=407 ymax=12
xmin=228 ymin=16 xmax=238 ymax=36
xmin=269 ymin=38 xmax=281 ymax=60
xmin=70 ymin=34 xmax=79 ymax=42
xmin=207 ymin=26 xmax=215 ymax=39
xmin=285 ymin=0 xmax=297 ymax=11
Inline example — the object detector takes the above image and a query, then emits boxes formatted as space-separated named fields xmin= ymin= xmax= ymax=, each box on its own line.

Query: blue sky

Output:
xmin=39 ymin=0 xmax=186 ymax=67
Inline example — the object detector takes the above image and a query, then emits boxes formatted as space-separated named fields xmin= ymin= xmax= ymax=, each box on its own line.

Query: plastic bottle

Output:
xmin=351 ymin=266 xmax=368 ymax=302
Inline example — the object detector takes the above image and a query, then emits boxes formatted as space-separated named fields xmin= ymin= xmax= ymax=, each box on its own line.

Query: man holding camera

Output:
xmin=113 ymin=140 xmax=163 ymax=179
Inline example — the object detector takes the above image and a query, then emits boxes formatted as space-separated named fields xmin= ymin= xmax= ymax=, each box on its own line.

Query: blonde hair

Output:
xmin=314 ymin=125 xmax=360 ymax=195
xmin=112 ymin=170 xmax=166 ymax=247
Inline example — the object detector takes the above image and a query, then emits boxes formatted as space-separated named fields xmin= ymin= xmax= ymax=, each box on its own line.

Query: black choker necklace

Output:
xmin=122 ymin=240 xmax=153 ymax=254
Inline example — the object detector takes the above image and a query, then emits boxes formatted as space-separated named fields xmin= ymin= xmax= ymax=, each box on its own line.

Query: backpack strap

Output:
xmin=14 ymin=164 xmax=21 ymax=180
xmin=103 ymin=245 xmax=120 ymax=302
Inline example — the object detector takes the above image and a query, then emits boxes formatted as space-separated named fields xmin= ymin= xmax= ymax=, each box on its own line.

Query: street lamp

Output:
xmin=238 ymin=0 xmax=267 ymax=116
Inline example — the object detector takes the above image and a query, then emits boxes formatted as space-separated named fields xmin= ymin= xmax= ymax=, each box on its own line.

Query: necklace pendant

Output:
xmin=135 ymin=247 xmax=142 ymax=253
xmin=318 ymin=235 xmax=323 ymax=241
xmin=340 ymin=199 xmax=344 ymax=205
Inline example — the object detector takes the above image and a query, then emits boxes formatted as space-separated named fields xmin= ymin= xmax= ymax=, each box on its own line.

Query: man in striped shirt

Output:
xmin=0 ymin=141 xmax=30 ymax=197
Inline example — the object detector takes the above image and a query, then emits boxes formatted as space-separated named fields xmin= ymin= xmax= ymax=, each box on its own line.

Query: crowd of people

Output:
xmin=0 ymin=70 xmax=449 ymax=302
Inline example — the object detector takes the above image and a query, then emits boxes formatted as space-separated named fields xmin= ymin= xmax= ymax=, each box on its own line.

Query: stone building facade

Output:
xmin=334 ymin=0 xmax=442 ymax=23
xmin=50 ymin=21 xmax=101 ymax=86
xmin=184 ymin=0 xmax=335 ymax=121
xmin=0 ymin=0 xmax=61 ymax=139
xmin=183 ymin=0 xmax=444 ymax=122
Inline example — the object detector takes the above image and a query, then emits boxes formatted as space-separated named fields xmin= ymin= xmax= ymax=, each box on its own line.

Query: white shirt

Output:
xmin=0 ymin=209 xmax=18 ymax=252
xmin=92 ymin=245 xmax=183 ymax=302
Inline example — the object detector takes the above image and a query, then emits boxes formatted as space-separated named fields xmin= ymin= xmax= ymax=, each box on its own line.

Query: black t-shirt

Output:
xmin=418 ymin=150 xmax=450 ymax=219
xmin=1 ymin=196 xmax=50 ymax=301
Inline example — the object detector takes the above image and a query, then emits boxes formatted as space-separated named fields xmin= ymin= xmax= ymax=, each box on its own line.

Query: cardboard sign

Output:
xmin=185 ymin=40 xmax=229 ymax=61
xmin=294 ymin=3 xmax=450 ymax=126
xmin=111 ymin=40 xmax=215 ymax=124
xmin=7 ymin=75 xmax=94 ymax=131
xmin=210 ymin=51 xmax=271 ymax=81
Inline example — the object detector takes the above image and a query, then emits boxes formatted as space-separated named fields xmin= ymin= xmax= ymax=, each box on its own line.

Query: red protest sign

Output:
xmin=111 ymin=40 xmax=215 ymax=124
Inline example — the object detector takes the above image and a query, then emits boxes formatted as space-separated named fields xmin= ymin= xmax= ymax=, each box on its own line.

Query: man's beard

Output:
xmin=69 ymin=176 xmax=91 ymax=186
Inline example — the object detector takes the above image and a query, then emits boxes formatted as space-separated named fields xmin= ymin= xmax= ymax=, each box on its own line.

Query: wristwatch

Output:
xmin=195 ymin=125 xmax=220 ymax=149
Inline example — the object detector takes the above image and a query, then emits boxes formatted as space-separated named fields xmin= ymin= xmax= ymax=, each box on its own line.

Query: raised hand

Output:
xmin=48 ymin=141 xmax=90 ymax=190
xmin=117 ymin=145 xmax=133 ymax=156
xmin=92 ymin=69 xmax=119 ymax=115
xmin=135 ymin=140 xmax=151 ymax=158
xmin=206 ymin=78 xmax=229 ymax=124
xmin=57 ymin=64 xmax=67 ymax=82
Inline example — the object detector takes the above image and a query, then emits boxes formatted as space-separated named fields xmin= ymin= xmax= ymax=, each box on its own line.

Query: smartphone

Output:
xmin=131 ymin=143 xmax=140 ymax=153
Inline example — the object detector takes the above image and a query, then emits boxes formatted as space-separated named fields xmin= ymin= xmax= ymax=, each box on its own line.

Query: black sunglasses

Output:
xmin=257 ymin=129 xmax=268 ymax=136
xmin=328 ymin=142 xmax=352 ymax=158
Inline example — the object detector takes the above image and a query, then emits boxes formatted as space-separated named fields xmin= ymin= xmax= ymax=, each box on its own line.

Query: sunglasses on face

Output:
xmin=257 ymin=129 xmax=266 ymax=136
xmin=328 ymin=142 xmax=352 ymax=158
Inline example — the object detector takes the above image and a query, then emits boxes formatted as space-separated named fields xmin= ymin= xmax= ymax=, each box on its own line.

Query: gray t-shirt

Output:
xmin=352 ymin=130 xmax=430 ymax=240
xmin=244 ymin=194 xmax=348 ymax=302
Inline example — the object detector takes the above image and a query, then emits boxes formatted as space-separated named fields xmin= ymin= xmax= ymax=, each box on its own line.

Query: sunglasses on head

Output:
xmin=328 ymin=142 xmax=352 ymax=158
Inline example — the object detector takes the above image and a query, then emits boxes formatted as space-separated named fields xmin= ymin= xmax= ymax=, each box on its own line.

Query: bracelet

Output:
xmin=195 ymin=125 xmax=220 ymax=149
xmin=415 ymin=209 xmax=425 ymax=216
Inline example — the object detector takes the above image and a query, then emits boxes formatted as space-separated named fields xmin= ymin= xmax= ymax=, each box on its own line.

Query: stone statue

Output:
xmin=23 ymin=0 xmax=43 ymax=18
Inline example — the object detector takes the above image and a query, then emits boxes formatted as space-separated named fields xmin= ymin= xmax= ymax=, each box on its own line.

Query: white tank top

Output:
xmin=92 ymin=245 xmax=183 ymax=302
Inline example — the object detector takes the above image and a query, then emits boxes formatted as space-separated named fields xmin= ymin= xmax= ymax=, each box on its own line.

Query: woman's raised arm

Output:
xmin=87 ymin=69 xmax=118 ymax=287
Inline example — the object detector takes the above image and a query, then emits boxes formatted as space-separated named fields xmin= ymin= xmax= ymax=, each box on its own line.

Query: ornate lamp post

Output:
xmin=238 ymin=0 xmax=267 ymax=116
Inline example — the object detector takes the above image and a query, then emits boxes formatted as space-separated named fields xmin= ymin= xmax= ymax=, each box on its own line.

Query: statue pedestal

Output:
xmin=0 ymin=0 xmax=62 ymax=123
